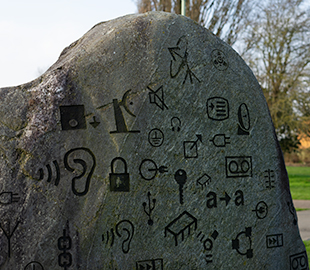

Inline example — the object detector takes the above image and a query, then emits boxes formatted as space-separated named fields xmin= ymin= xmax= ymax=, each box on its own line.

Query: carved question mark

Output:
xmin=115 ymin=220 xmax=134 ymax=254
xmin=64 ymin=147 xmax=96 ymax=196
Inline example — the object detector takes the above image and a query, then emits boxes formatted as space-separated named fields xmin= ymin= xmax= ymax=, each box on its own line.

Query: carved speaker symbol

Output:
xmin=64 ymin=148 xmax=96 ymax=196
xmin=109 ymin=157 xmax=130 ymax=192
xmin=38 ymin=160 xmax=60 ymax=186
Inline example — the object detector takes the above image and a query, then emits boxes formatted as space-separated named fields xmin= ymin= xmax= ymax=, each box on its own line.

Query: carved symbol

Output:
xmin=174 ymin=169 xmax=187 ymax=205
xmin=207 ymin=97 xmax=229 ymax=121
xmin=237 ymin=103 xmax=250 ymax=135
xmin=171 ymin=117 xmax=181 ymax=132
xmin=64 ymin=148 xmax=96 ymax=196
xmin=220 ymin=192 xmax=231 ymax=206
xmin=210 ymin=134 xmax=230 ymax=147
xmin=232 ymin=227 xmax=253 ymax=259
xmin=148 ymin=85 xmax=169 ymax=111
xmin=136 ymin=258 xmax=163 ymax=270
xmin=206 ymin=190 xmax=244 ymax=208
xmin=0 ymin=192 xmax=20 ymax=205
xmin=264 ymin=169 xmax=275 ymax=189
xmin=60 ymin=105 xmax=87 ymax=130
xmin=115 ymin=220 xmax=134 ymax=254
xmin=225 ymin=156 xmax=252 ymax=178
xmin=24 ymin=261 xmax=44 ymax=270
xmin=266 ymin=234 xmax=283 ymax=248
xmin=211 ymin=49 xmax=228 ymax=71
xmin=252 ymin=201 xmax=268 ymax=219
xmin=197 ymin=230 xmax=219 ymax=264
xmin=164 ymin=211 xmax=197 ymax=246
xmin=38 ymin=160 xmax=60 ymax=186
xmin=110 ymin=90 xmax=140 ymax=134
xmin=102 ymin=228 xmax=115 ymax=247
xmin=290 ymin=251 xmax=308 ymax=270
xmin=89 ymin=116 xmax=100 ymax=128
xmin=142 ymin=192 xmax=156 ymax=226
xmin=109 ymin=157 xmax=130 ymax=192
xmin=102 ymin=220 xmax=134 ymax=253
xmin=287 ymin=201 xmax=298 ymax=225
xmin=196 ymin=174 xmax=211 ymax=189
xmin=168 ymin=36 xmax=200 ymax=84
xmin=58 ymin=227 xmax=72 ymax=269
xmin=183 ymin=134 xmax=202 ymax=158
xmin=139 ymin=159 xmax=168 ymax=181
xmin=0 ymin=220 xmax=20 ymax=258
xmin=148 ymin=129 xmax=164 ymax=147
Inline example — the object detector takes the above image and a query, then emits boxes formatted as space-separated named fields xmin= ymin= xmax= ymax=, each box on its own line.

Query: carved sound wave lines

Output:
xmin=38 ymin=160 xmax=60 ymax=186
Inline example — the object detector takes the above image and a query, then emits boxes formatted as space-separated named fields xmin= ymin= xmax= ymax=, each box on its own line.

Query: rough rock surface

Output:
xmin=0 ymin=11 xmax=308 ymax=270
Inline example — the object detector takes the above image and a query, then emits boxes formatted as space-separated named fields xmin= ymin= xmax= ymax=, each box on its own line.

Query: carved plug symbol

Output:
xmin=210 ymin=134 xmax=230 ymax=147
xmin=142 ymin=192 xmax=156 ymax=225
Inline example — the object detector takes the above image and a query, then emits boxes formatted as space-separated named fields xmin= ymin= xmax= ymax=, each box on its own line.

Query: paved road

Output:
xmin=294 ymin=200 xmax=310 ymax=241
xmin=297 ymin=210 xmax=310 ymax=241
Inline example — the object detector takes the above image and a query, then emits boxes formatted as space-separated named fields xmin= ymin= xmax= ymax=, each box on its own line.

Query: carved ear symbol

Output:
xmin=115 ymin=220 xmax=134 ymax=254
xmin=64 ymin=148 xmax=96 ymax=196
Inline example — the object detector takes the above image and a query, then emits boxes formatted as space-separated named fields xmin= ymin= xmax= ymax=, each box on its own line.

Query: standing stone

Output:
xmin=0 ymin=11 xmax=308 ymax=270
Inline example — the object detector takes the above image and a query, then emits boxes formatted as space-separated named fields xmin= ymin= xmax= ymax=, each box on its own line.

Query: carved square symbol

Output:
xmin=60 ymin=105 xmax=86 ymax=130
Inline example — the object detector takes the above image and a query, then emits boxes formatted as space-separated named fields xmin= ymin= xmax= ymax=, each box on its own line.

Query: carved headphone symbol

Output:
xmin=171 ymin=117 xmax=181 ymax=132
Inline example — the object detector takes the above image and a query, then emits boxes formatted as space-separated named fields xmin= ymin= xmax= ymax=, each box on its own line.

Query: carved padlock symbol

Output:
xmin=109 ymin=157 xmax=130 ymax=192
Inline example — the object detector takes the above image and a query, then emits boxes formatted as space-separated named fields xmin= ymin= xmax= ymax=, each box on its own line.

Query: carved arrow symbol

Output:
xmin=220 ymin=192 xmax=231 ymax=206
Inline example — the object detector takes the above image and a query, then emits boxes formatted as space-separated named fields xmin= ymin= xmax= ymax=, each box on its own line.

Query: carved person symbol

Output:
xmin=64 ymin=148 xmax=96 ymax=196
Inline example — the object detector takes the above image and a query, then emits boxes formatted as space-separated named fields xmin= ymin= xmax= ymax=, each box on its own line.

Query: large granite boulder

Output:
xmin=0 ymin=11 xmax=308 ymax=270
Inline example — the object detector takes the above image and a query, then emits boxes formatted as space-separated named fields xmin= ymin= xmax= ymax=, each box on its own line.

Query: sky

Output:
xmin=0 ymin=0 xmax=137 ymax=88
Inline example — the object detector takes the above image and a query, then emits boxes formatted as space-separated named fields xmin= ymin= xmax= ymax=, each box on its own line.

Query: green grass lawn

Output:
xmin=286 ymin=166 xmax=310 ymax=200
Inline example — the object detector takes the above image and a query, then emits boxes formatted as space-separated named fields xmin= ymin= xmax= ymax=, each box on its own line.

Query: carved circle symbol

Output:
xmin=139 ymin=159 xmax=157 ymax=181
xmin=228 ymin=161 xmax=238 ymax=173
xmin=203 ymin=238 xmax=213 ymax=251
xmin=241 ymin=160 xmax=250 ymax=173
xmin=69 ymin=118 xmax=79 ymax=128
xmin=148 ymin=128 xmax=164 ymax=147
xmin=254 ymin=201 xmax=268 ymax=219
xmin=24 ymin=261 xmax=44 ymax=270
xmin=292 ymin=256 xmax=306 ymax=269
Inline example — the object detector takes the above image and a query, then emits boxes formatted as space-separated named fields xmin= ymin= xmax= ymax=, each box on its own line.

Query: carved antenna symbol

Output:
xmin=142 ymin=192 xmax=156 ymax=226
